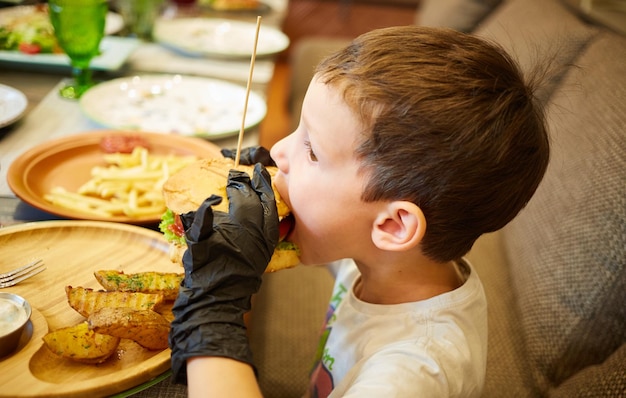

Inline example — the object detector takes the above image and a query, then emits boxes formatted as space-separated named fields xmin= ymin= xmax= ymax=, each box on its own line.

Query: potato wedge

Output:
xmin=42 ymin=322 xmax=120 ymax=364
xmin=65 ymin=286 xmax=164 ymax=318
xmin=88 ymin=307 xmax=170 ymax=350
xmin=155 ymin=300 xmax=175 ymax=323
xmin=94 ymin=270 xmax=183 ymax=300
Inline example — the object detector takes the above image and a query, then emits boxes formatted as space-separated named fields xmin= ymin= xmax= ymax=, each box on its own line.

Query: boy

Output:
xmin=169 ymin=26 xmax=549 ymax=397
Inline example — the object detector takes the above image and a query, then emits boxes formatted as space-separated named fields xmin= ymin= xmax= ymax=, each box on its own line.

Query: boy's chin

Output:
xmin=289 ymin=245 xmax=317 ymax=266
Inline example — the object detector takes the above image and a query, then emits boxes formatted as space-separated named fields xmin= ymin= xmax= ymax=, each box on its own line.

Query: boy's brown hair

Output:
xmin=316 ymin=26 xmax=550 ymax=263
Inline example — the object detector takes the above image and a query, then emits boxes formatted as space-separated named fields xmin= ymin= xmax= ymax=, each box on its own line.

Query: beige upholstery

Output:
xmin=497 ymin=27 xmax=626 ymax=395
xmin=250 ymin=266 xmax=334 ymax=397
xmin=287 ymin=38 xmax=350 ymax=132
xmin=417 ymin=0 xmax=503 ymax=32
xmin=466 ymin=233 xmax=538 ymax=397
xmin=474 ymin=0 xmax=598 ymax=104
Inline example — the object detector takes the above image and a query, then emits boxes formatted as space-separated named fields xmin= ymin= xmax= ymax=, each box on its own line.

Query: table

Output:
xmin=0 ymin=1 xmax=288 ymax=395
xmin=0 ymin=0 xmax=288 ymax=224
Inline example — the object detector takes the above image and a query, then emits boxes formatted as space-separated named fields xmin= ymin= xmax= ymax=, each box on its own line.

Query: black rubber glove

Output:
xmin=221 ymin=146 xmax=276 ymax=167
xmin=169 ymin=164 xmax=279 ymax=385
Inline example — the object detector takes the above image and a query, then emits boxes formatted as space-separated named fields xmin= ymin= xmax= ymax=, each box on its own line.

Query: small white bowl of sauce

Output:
xmin=0 ymin=292 xmax=32 ymax=357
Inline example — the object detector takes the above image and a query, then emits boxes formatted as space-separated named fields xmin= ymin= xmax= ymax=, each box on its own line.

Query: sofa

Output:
xmin=248 ymin=0 xmax=626 ymax=397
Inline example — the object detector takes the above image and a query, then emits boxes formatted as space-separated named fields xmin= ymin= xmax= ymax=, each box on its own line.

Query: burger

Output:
xmin=158 ymin=157 xmax=299 ymax=273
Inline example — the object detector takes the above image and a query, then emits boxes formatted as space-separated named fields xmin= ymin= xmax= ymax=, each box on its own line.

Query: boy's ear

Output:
xmin=371 ymin=201 xmax=426 ymax=252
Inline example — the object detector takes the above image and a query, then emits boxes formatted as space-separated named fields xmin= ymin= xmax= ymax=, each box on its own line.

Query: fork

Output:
xmin=0 ymin=259 xmax=46 ymax=288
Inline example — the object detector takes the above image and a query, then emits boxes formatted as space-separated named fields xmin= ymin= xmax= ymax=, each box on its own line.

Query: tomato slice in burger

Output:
xmin=169 ymin=213 xmax=185 ymax=238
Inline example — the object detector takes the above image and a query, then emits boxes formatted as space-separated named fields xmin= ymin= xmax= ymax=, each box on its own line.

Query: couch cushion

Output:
xmin=500 ymin=28 xmax=626 ymax=393
xmin=474 ymin=0 xmax=598 ymax=104
xmin=288 ymin=37 xmax=351 ymax=130
xmin=249 ymin=266 xmax=335 ymax=397
xmin=549 ymin=343 xmax=626 ymax=398
xmin=467 ymin=233 xmax=538 ymax=397
xmin=417 ymin=0 xmax=503 ymax=32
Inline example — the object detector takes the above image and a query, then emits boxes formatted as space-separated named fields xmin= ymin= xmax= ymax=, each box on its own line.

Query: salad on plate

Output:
xmin=0 ymin=5 xmax=60 ymax=55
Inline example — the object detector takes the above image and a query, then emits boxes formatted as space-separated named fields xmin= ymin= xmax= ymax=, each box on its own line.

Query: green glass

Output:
xmin=49 ymin=0 xmax=107 ymax=99
xmin=116 ymin=0 xmax=164 ymax=41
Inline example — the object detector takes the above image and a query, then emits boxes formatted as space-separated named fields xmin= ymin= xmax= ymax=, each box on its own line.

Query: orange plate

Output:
xmin=0 ymin=220 xmax=182 ymax=397
xmin=7 ymin=130 xmax=222 ymax=224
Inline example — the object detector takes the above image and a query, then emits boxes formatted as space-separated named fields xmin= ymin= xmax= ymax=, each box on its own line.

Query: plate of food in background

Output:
xmin=79 ymin=74 xmax=268 ymax=138
xmin=199 ymin=0 xmax=272 ymax=14
xmin=152 ymin=17 xmax=289 ymax=58
xmin=0 ymin=5 xmax=136 ymax=70
xmin=7 ymin=130 xmax=222 ymax=224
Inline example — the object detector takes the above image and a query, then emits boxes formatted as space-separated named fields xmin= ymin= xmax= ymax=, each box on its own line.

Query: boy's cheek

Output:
xmin=272 ymin=173 xmax=288 ymax=206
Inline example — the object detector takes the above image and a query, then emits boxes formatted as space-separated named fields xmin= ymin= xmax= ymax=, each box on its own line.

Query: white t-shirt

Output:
xmin=307 ymin=258 xmax=487 ymax=398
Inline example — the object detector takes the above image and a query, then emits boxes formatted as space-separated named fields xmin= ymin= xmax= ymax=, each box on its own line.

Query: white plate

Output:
xmin=0 ymin=35 xmax=139 ymax=70
xmin=79 ymin=74 xmax=267 ymax=138
xmin=0 ymin=84 xmax=28 ymax=128
xmin=153 ymin=18 xmax=290 ymax=58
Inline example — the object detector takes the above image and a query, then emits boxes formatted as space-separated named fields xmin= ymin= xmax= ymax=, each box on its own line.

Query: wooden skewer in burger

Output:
xmin=159 ymin=17 xmax=299 ymax=273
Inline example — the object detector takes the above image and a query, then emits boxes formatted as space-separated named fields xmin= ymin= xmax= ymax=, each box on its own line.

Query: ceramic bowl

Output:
xmin=0 ymin=292 xmax=32 ymax=357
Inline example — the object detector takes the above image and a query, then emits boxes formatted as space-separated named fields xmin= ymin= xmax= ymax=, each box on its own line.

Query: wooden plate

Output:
xmin=7 ymin=130 xmax=222 ymax=224
xmin=0 ymin=220 xmax=181 ymax=397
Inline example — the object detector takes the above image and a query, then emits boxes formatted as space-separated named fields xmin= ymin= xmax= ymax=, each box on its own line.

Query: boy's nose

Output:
xmin=270 ymin=134 xmax=289 ymax=172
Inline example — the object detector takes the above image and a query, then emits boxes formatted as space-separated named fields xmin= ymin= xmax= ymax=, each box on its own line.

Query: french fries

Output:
xmin=44 ymin=147 xmax=198 ymax=218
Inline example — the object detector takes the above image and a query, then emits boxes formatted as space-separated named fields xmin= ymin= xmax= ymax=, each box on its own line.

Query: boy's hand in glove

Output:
xmin=221 ymin=146 xmax=276 ymax=167
xmin=169 ymin=163 xmax=279 ymax=384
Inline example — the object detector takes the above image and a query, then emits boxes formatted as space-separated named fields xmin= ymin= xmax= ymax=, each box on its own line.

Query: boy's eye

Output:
xmin=304 ymin=141 xmax=318 ymax=162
